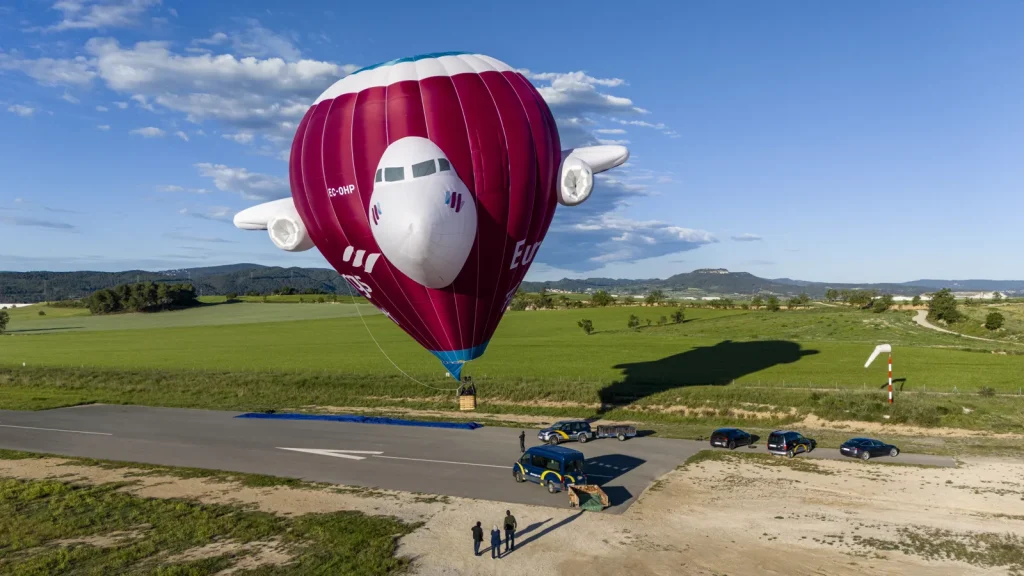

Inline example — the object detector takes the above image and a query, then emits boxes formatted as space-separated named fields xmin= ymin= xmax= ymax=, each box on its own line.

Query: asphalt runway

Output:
xmin=0 ymin=405 xmax=954 ymax=513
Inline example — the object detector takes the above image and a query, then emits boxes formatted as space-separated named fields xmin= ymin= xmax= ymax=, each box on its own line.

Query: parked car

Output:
xmin=513 ymin=445 xmax=588 ymax=493
xmin=766 ymin=430 xmax=816 ymax=458
xmin=840 ymin=438 xmax=900 ymax=460
xmin=709 ymin=428 xmax=753 ymax=449
xmin=538 ymin=421 xmax=593 ymax=445
xmin=595 ymin=424 xmax=637 ymax=441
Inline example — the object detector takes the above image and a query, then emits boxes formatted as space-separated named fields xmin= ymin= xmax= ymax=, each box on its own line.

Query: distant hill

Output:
xmin=905 ymin=279 xmax=1024 ymax=292
xmin=0 ymin=264 xmax=350 ymax=303
xmin=521 ymin=268 xmax=1024 ymax=299
xmin=2 ymin=264 xmax=1021 ymax=303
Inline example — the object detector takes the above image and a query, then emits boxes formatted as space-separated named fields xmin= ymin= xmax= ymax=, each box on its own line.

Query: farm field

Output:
xmin=2 ymin=303 xmax=1023 ymax=440
xmin=1 ymin=301 xmax=378 ymax=333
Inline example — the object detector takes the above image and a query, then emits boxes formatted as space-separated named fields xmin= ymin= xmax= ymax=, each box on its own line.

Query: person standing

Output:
xmin=490 ymin=525 xmax=502 ymax=559
xmin=471 ymin=521 xmax=483 ymax=556
xmin=519 ymin=430 xmax=526 ymax=453
xmin=503 ymin=509 xmax=518 ymax=552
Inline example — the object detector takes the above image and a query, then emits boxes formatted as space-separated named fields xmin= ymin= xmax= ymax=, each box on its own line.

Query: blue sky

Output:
xmin=1 ymin=1 xmax=1023 ymax=283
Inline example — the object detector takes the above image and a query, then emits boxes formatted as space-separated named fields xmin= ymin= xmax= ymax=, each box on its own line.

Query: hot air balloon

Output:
xmin=234 ymin=52 xmax=629 ymax=380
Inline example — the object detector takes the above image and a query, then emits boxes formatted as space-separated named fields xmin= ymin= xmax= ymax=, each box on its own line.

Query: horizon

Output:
xmin=2 ymin=262 xmax=1022 ymax=287
xmin=2 ymin=2 xmax=1023 ymax=282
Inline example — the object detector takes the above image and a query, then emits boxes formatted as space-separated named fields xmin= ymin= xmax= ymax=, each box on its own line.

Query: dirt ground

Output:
xmin=2 ymin=454 xmax=1022 ymax=575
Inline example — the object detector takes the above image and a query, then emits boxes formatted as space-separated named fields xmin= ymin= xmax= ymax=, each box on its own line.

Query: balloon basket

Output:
xmin=459 ymin=395 xmax=477 ymax=411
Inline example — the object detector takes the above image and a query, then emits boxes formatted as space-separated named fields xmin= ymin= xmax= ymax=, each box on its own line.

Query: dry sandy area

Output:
xmin=2 ymin=454 xmax=1022 ymax=575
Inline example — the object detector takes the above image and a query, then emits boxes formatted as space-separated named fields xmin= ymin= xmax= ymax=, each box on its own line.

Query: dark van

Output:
xmin=513 ymin=445 xmax=587 ymax=493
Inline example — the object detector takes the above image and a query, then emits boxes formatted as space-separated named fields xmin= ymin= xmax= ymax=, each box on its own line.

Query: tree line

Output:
xmin=87 ymin=282 xmax=198 ymax=315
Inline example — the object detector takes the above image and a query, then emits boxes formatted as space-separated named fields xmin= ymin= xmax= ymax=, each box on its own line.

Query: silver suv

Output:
xmin=537 ymin=421 xmax=593 ymax=445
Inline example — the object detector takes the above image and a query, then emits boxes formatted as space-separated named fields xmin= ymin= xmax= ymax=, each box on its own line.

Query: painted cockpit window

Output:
xmin=379 ymin=158 xmax=450 ymax=183
xmin=412 ymin=159 xmax=437 ymax=178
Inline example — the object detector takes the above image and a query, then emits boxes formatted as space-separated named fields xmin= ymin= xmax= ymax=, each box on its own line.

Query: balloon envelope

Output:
xmin=289 ymin=52 xmax=561 ymax=379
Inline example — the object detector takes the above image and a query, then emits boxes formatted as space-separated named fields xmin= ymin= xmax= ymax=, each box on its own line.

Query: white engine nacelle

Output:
xmin=557 ymin=156 xmax=594 ymax=206
xmin=233 ymin=197 xmax=314 ymax=252
xmin=556 ymin=144 xmax=629 ymax=207
xmin=268 ymin=214 xmax=314 ymax=252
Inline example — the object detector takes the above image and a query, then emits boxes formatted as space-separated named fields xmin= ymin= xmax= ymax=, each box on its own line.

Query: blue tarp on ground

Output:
xmin=235 ymin=412 xmax=483 ymax=430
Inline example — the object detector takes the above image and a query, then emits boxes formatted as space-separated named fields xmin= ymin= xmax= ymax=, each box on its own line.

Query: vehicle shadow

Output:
xmin=598 ymin=339 xmax=819 ymax=413
xmin=583 ymin=454 xmax=644 ymax=507
xmin=584 ymin=454 xmax=646 ymax=485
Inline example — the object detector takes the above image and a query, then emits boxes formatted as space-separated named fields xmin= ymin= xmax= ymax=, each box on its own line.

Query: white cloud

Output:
xmin=73 ymin=37 xmax=352 ymax=138
xmin=165 ymin=229 xmax=235 ymax=242
xmin=113 ymin=101 xmax=128 ymax=109
xmin=130 ymin=93 xmax=156 ymax=111
xmin=731 ymin=233 xmax=763 ymax=242
xmin=206 ymin=19 xmax=303 ymax=62
xmin=0 ymin=52 xmax=96 ymax=86
xmin=177 ymin=206 xmax=233 ymax=223
xmin=533 ymin=173 xmax=715 ymax=271
xmin=48 ymin=0 xmax=162 ymax=31
xmin=96 ymin=124 xmax=110 ymax=130
xmin=195 ymin=162 xmax=288 ymax=201
xmin=95 ymin=105 xmax=108 ymax=111
xmin=174 ymin=130 xmax=189 ymax=141
xmin=192 ymin=32 xmax=228 ymax=46
xmin=522 ymin=70 xmax=643 ymax=117
xmin=7 ymin=104 xmax=35 ymax=117
xmin=594 ymin=128 xmax=626 ymax=135
xmin=540 ymin=209 xmax=717 ymax=272
xmin=222 ymin=131 xmax=254 ymax=144
xmin=61 ymin=91 xmax=80 ymax=104
xmin=129 ymin=126 xmax=164 ymax=137
xmin=168 ymin=7 xmax=177 ymax=17
xmin=597 ymin=138 xmax=630 ymax=145
xmin=156 ymin=185 xmax=207 ymax=193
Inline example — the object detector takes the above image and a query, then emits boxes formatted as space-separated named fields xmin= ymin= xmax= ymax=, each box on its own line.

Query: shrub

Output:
xmin=984 ymin=312 xmax=1004 ymax=331
xmin=577 ymin=319 xmax=594 ymax=335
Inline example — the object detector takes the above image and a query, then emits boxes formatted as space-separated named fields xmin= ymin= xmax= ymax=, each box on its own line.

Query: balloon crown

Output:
xmin=350 ymin=51 xmax=472 ymax=76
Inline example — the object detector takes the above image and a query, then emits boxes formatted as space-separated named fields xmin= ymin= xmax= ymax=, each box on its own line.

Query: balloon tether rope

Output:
xmin=344 ymin=284 xmax=460 ymax=392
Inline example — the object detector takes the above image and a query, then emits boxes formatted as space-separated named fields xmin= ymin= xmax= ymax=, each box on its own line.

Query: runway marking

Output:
xmin=0 ymin=424 xmax=112 ymax=436
xmin=371 ymin=455 xmax=508 ymax=469
xmin=278 ymin=448 xmax=383 ymax=461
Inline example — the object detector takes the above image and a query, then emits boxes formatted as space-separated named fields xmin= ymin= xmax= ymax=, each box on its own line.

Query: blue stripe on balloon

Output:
xmin=430 ymin=340 xmax=490 ymax=380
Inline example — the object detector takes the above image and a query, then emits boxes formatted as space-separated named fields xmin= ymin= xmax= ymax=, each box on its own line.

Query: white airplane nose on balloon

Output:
xmin=369 ymin=137 xmax=478 ymax=289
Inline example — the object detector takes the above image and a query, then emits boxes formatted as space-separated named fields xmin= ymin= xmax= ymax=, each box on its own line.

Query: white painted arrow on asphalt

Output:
xmin=276 ymin=448 xmax=508 ymax=469
xmin=278 ymin=448 xmax=383 ymax=460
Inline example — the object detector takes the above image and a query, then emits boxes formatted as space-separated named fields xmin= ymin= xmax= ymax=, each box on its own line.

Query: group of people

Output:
xmin=471 ymin=510 xmax=518 ymax=559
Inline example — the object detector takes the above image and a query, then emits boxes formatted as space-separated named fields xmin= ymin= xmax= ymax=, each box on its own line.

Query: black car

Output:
xmin=766 ymin=430 xmax=816 ymax=458
xmin=840 ymin=438 xmax=899 ymax=460
xmin=709 ymin=428 xmax=753 ymax=449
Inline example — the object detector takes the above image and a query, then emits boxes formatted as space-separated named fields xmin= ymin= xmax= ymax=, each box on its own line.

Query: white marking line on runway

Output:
xmin=0 ymin=424 xmax=112 ymax=436
xmin=278 ymin=448 xmax=383 ymax=461
xmin=371 ymin=455 xmax=508 ymax=469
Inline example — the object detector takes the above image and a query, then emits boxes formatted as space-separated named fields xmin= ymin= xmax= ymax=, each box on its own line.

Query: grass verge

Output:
xmin=0 ymin=475 xmax=416 ymax=575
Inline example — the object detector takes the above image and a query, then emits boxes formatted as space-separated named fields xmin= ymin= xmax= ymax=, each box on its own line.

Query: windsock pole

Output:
xmin=888 ymin=354 xmax=893 ymax=404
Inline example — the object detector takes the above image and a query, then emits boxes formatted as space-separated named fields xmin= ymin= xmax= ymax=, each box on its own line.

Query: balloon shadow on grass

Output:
xmin=598 ymin=339 xmax=819 ymax=413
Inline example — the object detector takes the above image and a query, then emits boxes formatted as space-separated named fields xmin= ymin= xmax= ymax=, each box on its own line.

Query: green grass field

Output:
xmin=2 ymin=301 xmax=378 ymax=333
xmin=954 ymin=302 xmax=1024 ymax=342
xmin=0 ymin=474 xmax=414 ymax=575
xmin=2 ymin=302 xmax=1023 ymax=437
